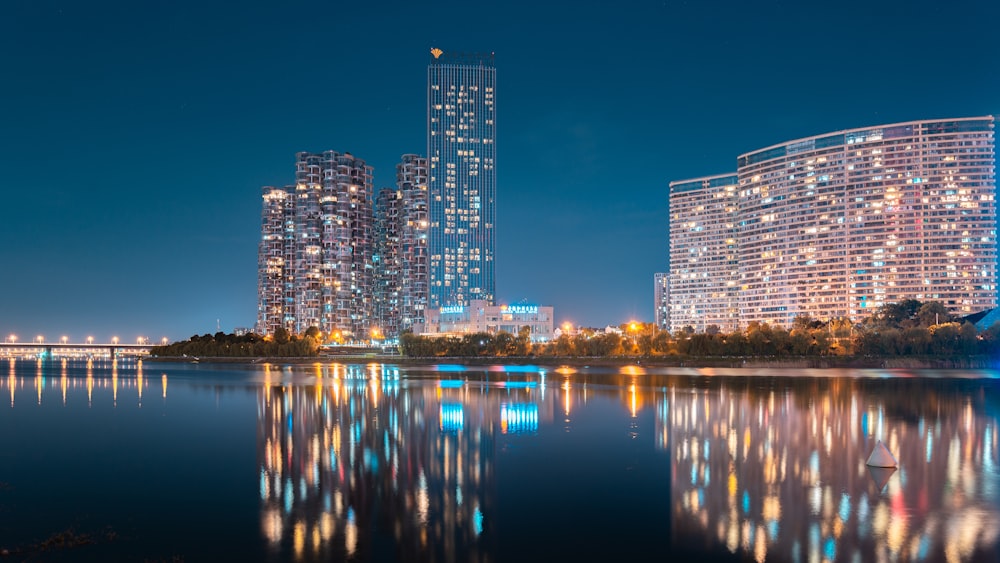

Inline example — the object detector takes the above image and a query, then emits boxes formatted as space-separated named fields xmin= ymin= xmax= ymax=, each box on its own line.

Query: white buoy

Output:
xmin=866 ymin=440 xmax=898 ymax=468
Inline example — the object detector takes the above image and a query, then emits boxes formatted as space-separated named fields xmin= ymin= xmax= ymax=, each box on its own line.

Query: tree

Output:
xmin=917 ymin=302 xmax=951 ymax=327
xmin=514 ymin=326 xmax=532 ymax=356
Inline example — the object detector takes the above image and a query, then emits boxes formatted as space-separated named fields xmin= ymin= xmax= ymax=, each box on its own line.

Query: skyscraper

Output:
xmin=257 ymin=185 xmax=294 ymax=336
xmin=372 ymin=154 xmax=429 ymax=337
xmin=256 ymin=151 xmax=375 ymax=340
xmin=427 ymin=48 xmax=496 ymax=309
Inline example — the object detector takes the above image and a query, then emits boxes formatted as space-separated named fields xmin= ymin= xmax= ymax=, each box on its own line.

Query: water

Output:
xmin=0 ymin=359 xmax=998 ymax=562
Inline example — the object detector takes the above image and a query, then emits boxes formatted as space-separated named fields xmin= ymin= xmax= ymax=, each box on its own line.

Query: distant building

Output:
xmin=415 ymin=300 xmax=554 ymax=342
xmin=654 ymin=273 xmax=670 ymax=331
xmin=427 ymin=48 xmax=497 ymax=309
xmin=667 ymin=174 xmax=740 ymax=333
xmin=666 ymin=116 xmax=997 ymax=329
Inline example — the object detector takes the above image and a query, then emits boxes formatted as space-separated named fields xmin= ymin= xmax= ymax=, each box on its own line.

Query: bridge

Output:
xmin=0 ymin=342 xmax=153 ymax=360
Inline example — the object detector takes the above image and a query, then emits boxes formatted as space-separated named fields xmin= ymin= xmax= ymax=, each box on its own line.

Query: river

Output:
xmin=0 ymin=358 xmax=997 ymax=562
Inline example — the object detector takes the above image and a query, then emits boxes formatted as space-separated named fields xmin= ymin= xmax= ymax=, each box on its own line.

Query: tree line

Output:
xmin=400 ymin=300 xmax=1000 ymax=359
xmin=151 ymin=300 xmax=1000 ymax=359
xmin=150 ymin=327 xmax=322 ymax=358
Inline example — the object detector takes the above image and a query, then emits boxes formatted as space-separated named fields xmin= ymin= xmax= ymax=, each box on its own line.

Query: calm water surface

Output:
xmin=0 ymin=359 xmax=997 ymax=562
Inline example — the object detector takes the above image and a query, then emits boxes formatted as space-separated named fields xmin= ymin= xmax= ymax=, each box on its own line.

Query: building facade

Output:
xmin=396 ymin=155 xmax=430 ymax=331
xmin=256 ymin=151 xmax=375 ymax=340
xmin=667 ymin=174 xmax=740 ymax=333
xmin=738 ymin=117 xmax=996 ymax=326
xmin=373 ymin=154 xmax=430 ymax=338
xmin=257 ymin=186 xmax=295 ymax=336
xmin=416 ymin=300 xmax=554 ymax=342
xmin=427 ymin=49 xmax=496 ymax=309
xmin=666 ymin=116 xmax=997 ymax=330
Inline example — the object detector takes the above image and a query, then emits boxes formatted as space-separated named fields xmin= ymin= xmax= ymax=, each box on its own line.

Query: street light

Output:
xmin=7 ymin=334 xmax=15 ymax=344
xmin=61 ymin=336 xmax=68 ymax=345
xmin=161 ymin=337 xmax=168 ymax=346
xmin=112 ymin=336 xmax=119 ymax=345
xmin=87 ymin=336 xmax=94 ymax=346
xmin=36 ymin=335 xmax=44 ymax=344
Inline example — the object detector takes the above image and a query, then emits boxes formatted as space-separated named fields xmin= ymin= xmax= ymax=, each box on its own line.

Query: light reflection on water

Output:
xmin=0 ymin=359 xmax=997 ymax=562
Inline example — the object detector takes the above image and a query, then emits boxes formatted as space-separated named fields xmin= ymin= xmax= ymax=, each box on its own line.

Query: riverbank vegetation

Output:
xmin=150 ymin=327 xmax=321 ymax=358
xmin=151 ymin=300 xmax=1000 ymax=362
xmin=401 ymin=300 xmax=1000 ymax=360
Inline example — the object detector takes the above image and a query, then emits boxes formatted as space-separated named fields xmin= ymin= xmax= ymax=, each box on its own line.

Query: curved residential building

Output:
xmin=736 ymin=116 xmax=996 ymax=326
xmin=667 ymin=174 xmax=740 ymax=333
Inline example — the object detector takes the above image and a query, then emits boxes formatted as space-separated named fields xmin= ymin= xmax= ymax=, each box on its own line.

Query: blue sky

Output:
xmin=1 ymin=0 xmax=998 ymax=342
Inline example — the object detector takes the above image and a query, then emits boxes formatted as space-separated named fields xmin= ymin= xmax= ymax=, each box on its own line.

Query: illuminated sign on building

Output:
xmin=440 ymin=306 xmax=465 ymax=315
xmin=501 ymin=305 xmax=538 ymax=315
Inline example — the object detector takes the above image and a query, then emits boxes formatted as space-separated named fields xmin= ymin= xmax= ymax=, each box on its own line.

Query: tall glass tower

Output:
xmin=427 ymin=48 xmax=496 ymax=308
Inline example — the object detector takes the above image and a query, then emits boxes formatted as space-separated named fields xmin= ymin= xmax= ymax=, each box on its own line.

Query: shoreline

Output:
xmin=144 ymin=355 xmax=1000 ymax=370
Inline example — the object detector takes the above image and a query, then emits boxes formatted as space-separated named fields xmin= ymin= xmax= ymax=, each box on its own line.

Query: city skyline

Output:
xmin=2 ymin=0 xmax=998 ymax=340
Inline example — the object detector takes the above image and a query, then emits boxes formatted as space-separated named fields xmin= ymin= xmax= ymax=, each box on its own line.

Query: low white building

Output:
xmin=414 ymin=300 xmax=554 ymax=342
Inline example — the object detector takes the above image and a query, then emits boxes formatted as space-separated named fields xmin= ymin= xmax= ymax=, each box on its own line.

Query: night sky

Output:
xmin=2 ymin=0 xmax=998 ymax=343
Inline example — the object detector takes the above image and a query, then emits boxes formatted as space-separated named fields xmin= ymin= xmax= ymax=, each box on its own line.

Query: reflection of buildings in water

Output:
xmin=665 ymin=377 xmax=1000 ymax=562
xmin=257 ymin=364 xmax=560 ymax=562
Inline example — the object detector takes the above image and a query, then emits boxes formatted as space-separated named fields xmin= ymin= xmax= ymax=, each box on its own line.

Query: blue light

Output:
xmin=473 ymin=506 xmax=484 ymax=535
xmin=496 ymin=381 xmax=537 ymax=389
xmin=823 ymin=538 xmax=836 ymax=560
xmin=495 ymin=365 xmax=542 ymax=373
xmin=439 ymin=380 xmax=465 ymax=388
xmin=742 ymin=490 xmax=750 ymax=513
xmin=838 ymin=493 xmax=851 ymax=522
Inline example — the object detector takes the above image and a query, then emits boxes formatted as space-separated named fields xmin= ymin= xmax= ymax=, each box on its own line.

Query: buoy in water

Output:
xmin=866 ymin=440 xmax=898 ymax=468
xmin=867 ymin=465 xmax=896 ymax=492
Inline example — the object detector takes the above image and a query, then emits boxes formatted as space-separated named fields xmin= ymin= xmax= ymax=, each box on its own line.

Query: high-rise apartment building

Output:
xmin=427 ymin=48 xmax=496 ymax=309
xmin=665 ymin=116 xmax=997 ymax=330
xmin=374 ymin=187 xmax=401 ymax=338
xmin=256 ymin=151 xmax=375 ymax=340
xmin=373 ymin=154 xmax=430 ymax=337
xmin=396 ymin=155 xmax=430 ymax=330
xmin=667 ymin=174 xmax=740 ymax=333
xmin=257 ymin=186 xmax=294 ymax=336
